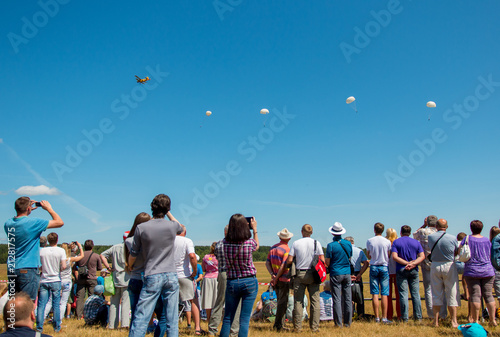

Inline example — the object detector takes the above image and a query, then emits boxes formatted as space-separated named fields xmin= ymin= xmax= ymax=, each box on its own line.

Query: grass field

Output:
xmin=1 ymin=262 xmax=498 ymax=336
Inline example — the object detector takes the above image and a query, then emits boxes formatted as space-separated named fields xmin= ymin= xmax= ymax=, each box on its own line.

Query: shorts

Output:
xmin=179 ymin=277 xmax=195 ymax=302
xmin=369 ymin=265 xmax=389 ymax=296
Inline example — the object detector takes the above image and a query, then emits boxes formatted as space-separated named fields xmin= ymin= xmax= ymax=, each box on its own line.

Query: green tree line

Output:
xmin=0 ymin=244 xmax=273 ymax=264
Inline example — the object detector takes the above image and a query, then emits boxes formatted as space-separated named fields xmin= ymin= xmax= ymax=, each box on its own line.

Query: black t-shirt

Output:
xmin=1 ymin=326 xmax=52 ymax=337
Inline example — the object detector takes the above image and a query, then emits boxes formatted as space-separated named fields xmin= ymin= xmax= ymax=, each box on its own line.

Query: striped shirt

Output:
xmin=222 ymin=239 xmax=257 ymax=279
xmin=267 ymin=241 xmax=290 ymax=282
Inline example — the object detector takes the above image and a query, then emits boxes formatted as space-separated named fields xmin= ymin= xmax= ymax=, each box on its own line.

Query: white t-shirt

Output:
xmin=366 ymin=236 xmax=391 ymax=266
xmin=174 ymin=236 xmax=195 ymax=278
xmin=60 ymin=257 xmax=73 ymax=281
xmin=40 ymin=246 xmax=66 ymax=283
xmin=289 ymin=237 xmax=324 ymax=270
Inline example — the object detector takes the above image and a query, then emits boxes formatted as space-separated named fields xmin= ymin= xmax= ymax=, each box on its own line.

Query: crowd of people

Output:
xmin=2 ymin=195 xmax=500 ymax=336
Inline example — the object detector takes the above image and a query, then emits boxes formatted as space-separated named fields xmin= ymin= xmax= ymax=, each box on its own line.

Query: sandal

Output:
xmin=195 ymin=330 xmax=208 ymax=336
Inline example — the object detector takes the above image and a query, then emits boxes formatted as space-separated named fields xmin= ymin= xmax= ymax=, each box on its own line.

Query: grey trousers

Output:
xmin=293 ymin=269 xmax=320 ymax=331
xmin=208 ymin=271 xmax=240 ymax=335
xmin=109 ymin=286 xmax=130 ymax=328
xmin=330 ymin=274 xmax=352 ymax=327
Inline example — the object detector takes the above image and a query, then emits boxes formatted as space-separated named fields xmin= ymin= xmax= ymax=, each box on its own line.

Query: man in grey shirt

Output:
xmin=428 ymin=218 xmax=459 ymax=328
xmin=128 ymin=194 xmax=183 ymax=337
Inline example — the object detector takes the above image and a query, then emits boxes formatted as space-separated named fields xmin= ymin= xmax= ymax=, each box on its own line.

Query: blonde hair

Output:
xmin=61 ymin=243 xmax=71 ymax=258
xmin=386 ymin=228 xmax=398 ymax=244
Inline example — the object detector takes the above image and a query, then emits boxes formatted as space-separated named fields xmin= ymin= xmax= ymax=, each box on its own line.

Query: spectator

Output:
xmin=366 ymin=222 xmax=391 ymax=323
xmin=286 ymin=224 xmax=324 ymax=332
xmin=201 ymin=242 xmax=218 ymax=322
xmin=428 ymin=218 xmax=460 ymax=327
xmin=97 ymin=269 xmax=109 ymax=286
xmin=43 ymin=241 xmax=85 ymax=321
xmin=345 ymin=236 xmax=369 ymax=318
xmin=1 ymin=292 xmax=52 ymax=337
xmin=268 ymin=228 xmax=293 ymax=331
xmin=456 ymin=232 xmax=470 ymax=320
xmin=128 ymin=194 xmax=183 ymax=337
xmin=385 ymin=228 xmax=401 ymax=320
xmin=325 ymin=222 xmax=352 ymax=327
xmin=4 ymin=198 xmax=64 ymax=301
xmin=75 ymin=239 xmax=102 ymax=319
xmin=490 ymin=226 xmax=500 ymax=310
xmin=250 ymin=286 xmax=277 ymax=322
xmin=319 ymin=281 xmax=333 ymax=321
xmin=83 ymin=285 xmax=110 ymax=327
xmin=36 ymin=232 xmax=66 ymax=333
xmin=174 ymin=224 xmax=203 ymax=335
xmin=208 ymin=226 xmax=240 ymax=336
xmin=39 ymin=236 xmax=47 ymax=248
xmin=391 ymin=225 xmax=425 ymax=322
xmin=462 ymin=220 xmax=497 ymax=326
xmin=123 ymin=212 xmax=151 ymax=325
xmin=100 ymin=231 xmax=131 ymax=330
xmin=413 ymin=215 xmax=446 ymax=319
xmin=286 ymin=292 xmax=308 ymax=322
xmin=220 ymin=214 xmax=259 ymax=337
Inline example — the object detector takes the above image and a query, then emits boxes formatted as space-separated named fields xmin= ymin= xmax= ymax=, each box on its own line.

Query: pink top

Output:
xmin=202 ymin=254 xmax=219 ymax=278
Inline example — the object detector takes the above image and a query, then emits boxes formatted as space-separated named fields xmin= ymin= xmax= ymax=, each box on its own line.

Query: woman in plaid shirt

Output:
xmin=220 ymin=214 xmax=259 ymax=337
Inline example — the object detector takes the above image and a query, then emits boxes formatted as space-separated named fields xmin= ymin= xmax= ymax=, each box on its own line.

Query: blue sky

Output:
xmin=1 ymin=1 xmax=499 ymax=249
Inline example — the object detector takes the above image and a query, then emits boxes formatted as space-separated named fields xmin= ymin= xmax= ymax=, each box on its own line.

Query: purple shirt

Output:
xmin=222 ymin=238 xmax=257 ymax=279
xmin=391 ymin=236 xmax=424 ymax=271
xmin=462 ymin=236 xmax=495 ymax=278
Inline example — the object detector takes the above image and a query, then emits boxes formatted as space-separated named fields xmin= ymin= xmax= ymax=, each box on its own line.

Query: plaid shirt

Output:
xmin=214 ymin=239 xmax=227 ymax=272
xmin=222 ymin=239 xmax=257 ymax=279
xmin=83 ymin=295 xmax=106 ymax=324
xmin=413 ymin=227 xmax=437 ymax=255
xmin=267 ymin=241 xmax=290 ymax=282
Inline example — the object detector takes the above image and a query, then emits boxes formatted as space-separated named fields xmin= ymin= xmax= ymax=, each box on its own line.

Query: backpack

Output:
xmin=262 ymin=289 xmax=277 ymax=319
xmin=79 ymin=252 xmax=93 ymax=279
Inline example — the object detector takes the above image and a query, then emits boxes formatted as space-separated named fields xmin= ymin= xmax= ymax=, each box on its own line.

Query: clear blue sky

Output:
xmin=1 ymin=1 xmax=499 ymax=248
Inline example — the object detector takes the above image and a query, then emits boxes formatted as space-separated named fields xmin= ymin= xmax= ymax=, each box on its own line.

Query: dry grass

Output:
xmin=1 ymin=262 xmax=500 ymax=336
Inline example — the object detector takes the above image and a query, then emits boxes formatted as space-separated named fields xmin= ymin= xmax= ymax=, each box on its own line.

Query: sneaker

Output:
xmin=382 ymin=318 xmax=392 ymax=324
xmin=375 ymin=318 xmax=380 ymax=323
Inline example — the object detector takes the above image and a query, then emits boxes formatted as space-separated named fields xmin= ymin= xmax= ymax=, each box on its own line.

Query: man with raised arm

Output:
xmin=4 ymin=197 xmax=64 ymax=301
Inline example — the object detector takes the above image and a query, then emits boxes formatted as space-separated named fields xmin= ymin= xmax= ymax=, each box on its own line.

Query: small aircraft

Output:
xmin=135 ymin=75 xmax=150 ymax=84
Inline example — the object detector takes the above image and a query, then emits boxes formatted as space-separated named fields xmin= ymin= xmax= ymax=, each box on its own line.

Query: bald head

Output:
xmin=178 ymin=224 xmax=187 ymax=237
xmin=437 ymin=218 xmax=448 ymax=231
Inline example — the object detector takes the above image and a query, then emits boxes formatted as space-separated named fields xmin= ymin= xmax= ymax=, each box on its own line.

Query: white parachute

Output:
xmin=346 ymin=96 xmax=357 ymax=113
xmin=206 ymin=111 xmax=212 ymax=116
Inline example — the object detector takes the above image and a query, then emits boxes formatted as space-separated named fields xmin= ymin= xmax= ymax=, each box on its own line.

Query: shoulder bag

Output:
xmin=310 ymin=240 xmax=327 ymax=284
xmin=78 ymin=252 xmax=93 ymax=279
xmin=458 ymin=235 xmax=471 ymax=262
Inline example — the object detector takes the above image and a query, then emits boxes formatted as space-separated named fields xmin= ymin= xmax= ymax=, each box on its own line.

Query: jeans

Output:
xmin=37 ymin=282 xmax=62 ymax=332
xmin=330 ymin=274 xmax=352 ymax=327
xmin=129 ymin=272 xmax=179 ymax=337
xmin=44 ymin=279 xmax=72 ymax=321
xmin=396 ymin=268 xmax=422 ymax=321
xmin=220 ymin=276 xmax=258 ymax=337
xmin=128 ymin=278 xmax=143 ymax=325
xmin=369 ymin=265 xmax=389 ymax=296
xmin=8 ymin=268 xmax=40 ymax=301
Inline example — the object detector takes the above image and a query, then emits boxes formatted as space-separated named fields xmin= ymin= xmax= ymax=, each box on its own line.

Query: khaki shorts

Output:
xmin=430 ymin=261 xmax=460 ymax=307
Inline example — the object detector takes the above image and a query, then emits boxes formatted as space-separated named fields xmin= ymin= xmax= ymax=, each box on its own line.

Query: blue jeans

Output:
xmin=396 ymin=268 xmax=422 ymax=321
xmin=128 ymin=278 xmax=143 ymax=325
xmin=129 ymin=272 xmax=179 ymax=337
xmin=8 ymin=268 xmax=40 ymax=301
xmin=37 ymin=282 xmax=62 ymax=332
xmin=369 ymin=265 xmax=390 ymax=296
xmin=220 ymin=276 xmax=258 ymax=337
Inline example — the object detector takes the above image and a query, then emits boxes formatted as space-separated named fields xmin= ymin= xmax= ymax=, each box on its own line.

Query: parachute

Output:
xmin=346 ymin=96 xmax=357 ymax=113
xmin=260 ymin=108 xmax=269 ymax=115
xmin=206 ymin=111 xmax=212 ymax=116
xmin=426 ymin=101 xmax=436 ymax=121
